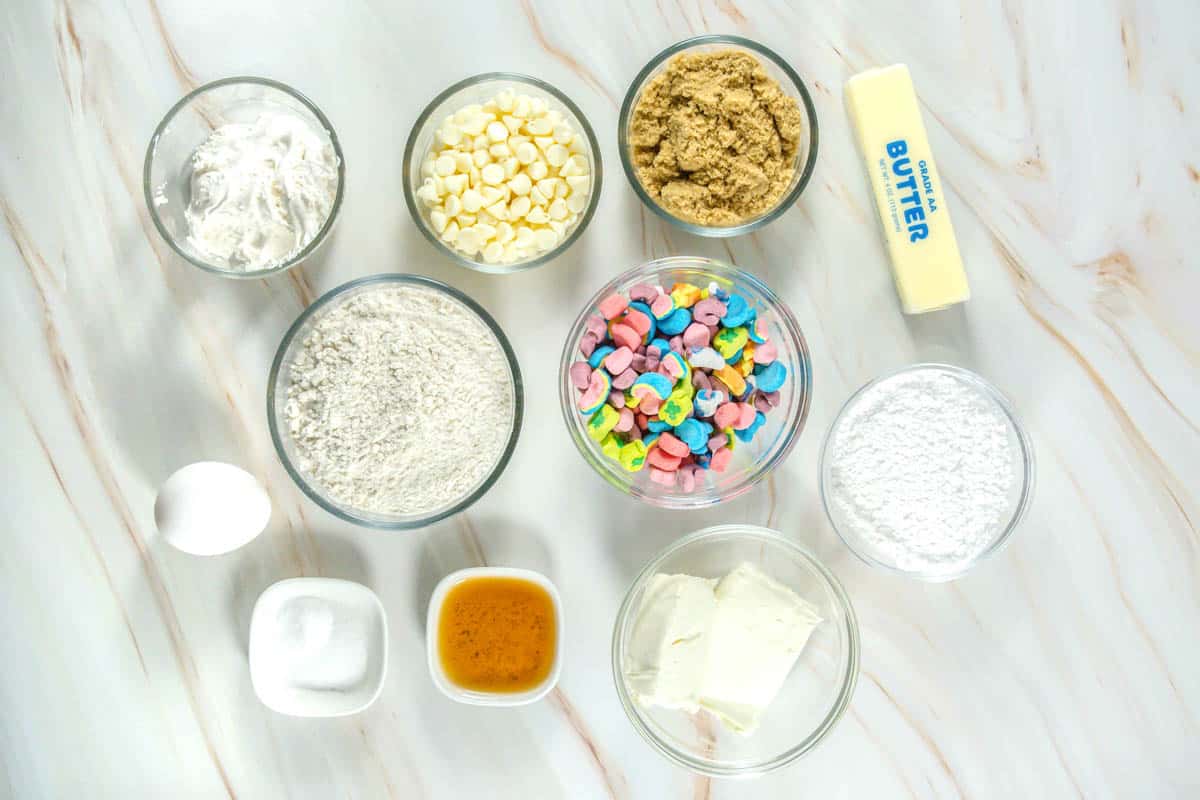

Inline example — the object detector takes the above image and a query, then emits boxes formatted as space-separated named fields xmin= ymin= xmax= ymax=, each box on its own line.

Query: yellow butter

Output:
xmin=844 ymin=64 xmax=970 ymax=314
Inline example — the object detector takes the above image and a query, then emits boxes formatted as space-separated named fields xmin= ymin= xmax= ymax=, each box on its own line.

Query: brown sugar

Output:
xmin=628 ymin=49 xmax=804 ymax=226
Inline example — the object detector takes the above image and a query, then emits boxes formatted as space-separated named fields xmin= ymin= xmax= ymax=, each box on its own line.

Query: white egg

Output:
xmin=154 ymin=462 xmax=271 ymax=555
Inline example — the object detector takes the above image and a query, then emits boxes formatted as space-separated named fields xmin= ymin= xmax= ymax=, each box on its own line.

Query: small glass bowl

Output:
xmin=402 ymin=72 xmax=602 ymax=274
xmin=267 ymin=274 xmax=523 ymax=529
xmin=143 ymin=76 xmax=345 ymax=278
xmin=618 ymin=35 xmax=819 ymax=237
xmin=819 ymin=363 xmax=1036 ymax=581
xmin=558 ymin=257 xmax=812 ymax=509
xmin=612 ymin=525 xmax=860 ymax=777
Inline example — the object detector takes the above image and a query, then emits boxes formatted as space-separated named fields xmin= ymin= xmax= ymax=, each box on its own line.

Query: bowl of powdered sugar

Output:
xmin=268 ymin=275 xmax=522 ymax=528
xmin=819 ymin=364 xmax=1034 ymax=581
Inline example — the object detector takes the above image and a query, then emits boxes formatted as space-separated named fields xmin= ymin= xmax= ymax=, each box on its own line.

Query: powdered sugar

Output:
xmin=283 ymin=284 xmax=515 ymax=515
xmin=824 ymin=367 xmax=1021 ymax=576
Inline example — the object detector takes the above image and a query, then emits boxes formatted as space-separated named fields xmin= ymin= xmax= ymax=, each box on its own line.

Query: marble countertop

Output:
xmin=3 ymin=1 xmax=1198 ymax=797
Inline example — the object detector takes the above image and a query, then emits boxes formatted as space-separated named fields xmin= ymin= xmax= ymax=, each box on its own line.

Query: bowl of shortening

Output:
xmin=403 ymin=73 xmax=602 ymax=274
xmin=144 ymin=76 xmax=345 ymax=278
xmin=267 ymin=274 xmax=523 ymax=529
xmin=559 ymin=256 xmax=812 ymax=509
xmin=819 ymin=363 xmax=1036 ymax=580
xmin=618 ymin=35 xmax=818 ymax=237
xmin=612 ymin=525 xmax=859 ymax=777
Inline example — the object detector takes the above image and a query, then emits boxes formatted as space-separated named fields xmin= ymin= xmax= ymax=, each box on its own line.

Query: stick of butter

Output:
xmin=844 ymin=64 xmax=970 ymax=313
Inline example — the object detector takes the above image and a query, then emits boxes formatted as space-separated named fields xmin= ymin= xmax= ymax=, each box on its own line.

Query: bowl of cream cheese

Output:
xmin=144 ymin=76 xmax=345 ymax=278
xmin=612 ymin=525 xmax=859 ymax=777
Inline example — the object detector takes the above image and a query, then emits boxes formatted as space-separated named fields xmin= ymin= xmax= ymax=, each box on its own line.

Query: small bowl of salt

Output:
xmin=249 ymin=578 xmax=387 ymax=716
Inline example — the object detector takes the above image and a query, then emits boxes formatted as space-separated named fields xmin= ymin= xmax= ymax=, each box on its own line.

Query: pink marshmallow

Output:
xmin=679 ymin=466 xmax=697 ymax=493
xmin=707 ymin=432 xmax=729 ymax=452
xmin=615 ymin=407 xmax=636 ymax=432
xmin=710 ymin=446 xmax=733 ymax=472
xmin=713 ymin=402 xmax=740 ymax=429
xmin=585 ymin=314 xmax=607 ymax=339
xmin=629 ymin=283 xmax=659 ymax=303
xmin=604 ymin=346 xmax=634 ymax=374
xmin=650 ymin=294 xmax=674 ymax=318
xmin=692 ymin=297 xmax=726 ymax=326
xmin=668 ymin=336 xmax=684 ymax=354
xmin=656 ymin=432 xmax=691 ymax=458
xmin=609 ymin=390 xmax=626 ymax=409
xmin=649 ymin=467 xmax=677 ymax=486
xmin=682 ymin=322 xmax=710 ymax=350
xmin=765 ymin=390 xmax=781 ymax=407
xmin=612 ymin=368 xmax=638 ymax=390
xmin=734 ymin=402 xmax=757 ymax=430
xmin=753 ymin=340 xmax=778 ymax=364
xmin=754 ymin=393 xmax=772 ymax=414
xmin=630 ymin=353 xmax=648 ymax=372
xmin=569 ymin=361 xmax=592 ymax=389
xmin=639 ymin=395 xmax=662 ymax=416
xmin=598 ymin=293 xmax=629 ymax=320
xmin=579 ymin=332 xmax=599 ymax=358
xmin=647 ymin=447 xmax=682 ymax=471
xmin=611 ymin=323 xmax=641 ymax=351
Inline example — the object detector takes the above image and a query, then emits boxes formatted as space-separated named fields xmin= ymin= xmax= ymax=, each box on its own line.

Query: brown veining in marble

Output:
xmin=1119 ymin=18 xmax=1140 ymax=84
xmin=547 ymin=689 xmax=630 ymax=800
xmin=715 ymin=0 xmax=748 ymax=25
xmin=519 ymin=0 xmax=616 ymax=107
xmin=147 ymin=0 xmax=198 ymax=91
xmin=861 ymin=671 xmax=968 ymax=798
xmin=2 ymin=199 xmax=237 ymax=799
xmin=1187 ymin=163 xmax=1199 ymax=183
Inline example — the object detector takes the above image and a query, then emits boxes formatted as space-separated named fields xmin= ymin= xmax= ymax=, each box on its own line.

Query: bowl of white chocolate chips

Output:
xmin=403 ymin=72 xmax=602 ymax=274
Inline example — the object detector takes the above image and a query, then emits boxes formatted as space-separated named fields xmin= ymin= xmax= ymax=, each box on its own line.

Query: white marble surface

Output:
xmin=2 ymin=0 xmax=1198 ymax=797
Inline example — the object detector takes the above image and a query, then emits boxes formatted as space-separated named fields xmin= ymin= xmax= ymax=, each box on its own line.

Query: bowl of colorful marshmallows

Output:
xmin=559 ymin=257 xmax=812 ymax=508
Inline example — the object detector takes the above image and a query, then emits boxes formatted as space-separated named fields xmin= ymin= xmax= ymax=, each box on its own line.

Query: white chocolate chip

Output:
xmin=548 ymin=198 xmax=569 ymax=220
xmin=508 ymin=173 xmax=532 ymax=196
xmin=497 ymin=90 xmax=515 ymax=112
xmin=553 ymin=124 xmax=573 ymax=144
xmin=486 ymin=121 xmax=508 ymax=142
xmin=509 ymin=195 xmax=532 ymax=218
xmin=485 ymin=201 xmax=509 ymax=220
xmin=473 ymin=223 xmax=497 ymax=241
xmin=530 ymin=186 xmax=549 ymax=207
xmin=497 ymin=222 xmax=515 ymax=243
xmin=515 ymin=142 xmax=538 ymax=164
xmin=530 ymin=97 xmax=547 ymax=117
xmin=528 ymin=161 xmax=548 ymax=181
xmin=430 ymin=210 xmax=448 ymax=233
xmin=435 ymin=155 xmax=456 ymax=176
xmin=535 ymin=178 xmax=558 ymax=198
xmin=566 ymin=192 xmax=587 ymax=213
xmin=489 ymin=142 xmax=511 ymax=159
xmin=462 ymin=189 xmax=484 ymax=213
xmin=546 ymin=144 xmax=570 ymax=167
xmin=515 ymin=226 xmax=535 ymax=247
xmin=482 ymin=242 xmax=504 ymax=262
xmin=441 ymin=220 xmax=460 ymax=242
xmin=481 ymin=163 xmax=505 ymax=185
xmin=526 ymin=206 xmax=549 ymax=224
xmin=471 ymin=149 xmax=490 ymax=168
xmin=534 ymin=228 xmax=558 ymax=250
xmin=444 ymin=194 xmax=463 ymax=216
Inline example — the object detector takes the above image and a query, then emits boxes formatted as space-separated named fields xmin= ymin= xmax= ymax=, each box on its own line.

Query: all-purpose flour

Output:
xmin=284 ymin=285 xmax=514 ymax=515
xmin=825 ymin=367 xmax=1020 ymax=575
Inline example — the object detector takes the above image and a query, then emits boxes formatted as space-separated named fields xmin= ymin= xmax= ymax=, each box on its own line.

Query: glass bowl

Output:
xmin=558 ymin=256 xmax=812 ymax=509
xmin=402 ymin=72 xmax=602 ymax=274
xmin=612 ymin=525 xmax=859 ymax=777
xmin=143 ymin=76 xmax=345 ymax=278
xmin=267 ymin=274 xmax=523 ymax=529
xmin=618 ymin=35 xmax=819 ymax=237
xmin=819 ymin=363 xmax=1036 ymax=581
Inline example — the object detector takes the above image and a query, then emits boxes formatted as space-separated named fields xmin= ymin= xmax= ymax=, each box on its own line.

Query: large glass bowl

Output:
xmin=819 ymin=363 xmax=1036 ymax=580
xmin=143 ymin=76 xmax=345 ymax=278
xmin=267 ymin=274 xmax=523 ymax=529
xmin=558 ymin=257 xmax=812 ymax=509
xmin=403 ymin=72 xmax=602 ymax=274
xmin=612 ymin=525 xmax=860 ymax=777
xmin=618 ymin=35 xmax=819 ymax=237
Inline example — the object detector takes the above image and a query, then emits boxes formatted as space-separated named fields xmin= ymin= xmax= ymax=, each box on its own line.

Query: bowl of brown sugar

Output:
xmin=618 ymin=35 xmax=819 ymax=237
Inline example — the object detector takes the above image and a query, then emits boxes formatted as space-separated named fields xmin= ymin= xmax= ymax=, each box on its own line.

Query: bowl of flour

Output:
xmin=819 ymin=364 xmax=1034 ymax=581
xmin=267 ymin=274 xmax=522 ymax=528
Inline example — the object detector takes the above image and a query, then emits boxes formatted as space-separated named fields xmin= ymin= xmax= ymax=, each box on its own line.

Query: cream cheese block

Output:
xmin=844 ymin=64 xmax=971 ymax=314
xmin=697 ymin=563 xmax=823 ymax=734
xmin=623 ymin=573 xmax=717 ymax=712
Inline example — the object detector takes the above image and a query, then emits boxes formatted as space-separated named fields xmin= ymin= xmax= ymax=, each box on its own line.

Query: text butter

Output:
xmin=844 ymin=64 xmax=970 ymax=314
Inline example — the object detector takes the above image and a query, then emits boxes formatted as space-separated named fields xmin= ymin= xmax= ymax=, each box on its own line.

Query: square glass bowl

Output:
xmin=143 ymin=76 xmax=344 ymax=278
xmin=426 ymin=567 xmax=563 ymax=706
xmin=403 ymin=73 xmax=602 ymax=274
xmin=618 ymin=35 xmax=818 ymax=237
